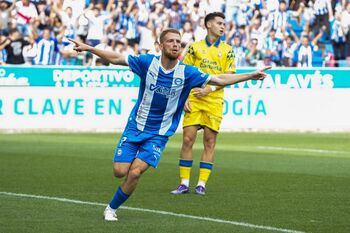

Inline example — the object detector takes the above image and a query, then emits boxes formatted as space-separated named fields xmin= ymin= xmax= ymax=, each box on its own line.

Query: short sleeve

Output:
xmin=127 ymin=54 xmax=148 ymax=79
xmin=185 ymin=65 xmax=211 ymax=88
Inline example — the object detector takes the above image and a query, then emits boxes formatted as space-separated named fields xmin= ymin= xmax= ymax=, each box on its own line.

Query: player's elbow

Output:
xmin=210 ymin=75 xmax=226 ymax=87
xmin=111 ymin=57 xmax=127 ymax=66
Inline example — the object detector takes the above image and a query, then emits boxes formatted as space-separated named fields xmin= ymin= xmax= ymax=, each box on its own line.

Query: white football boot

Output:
xmin=104 ymin=205 xmax=118 ymax=221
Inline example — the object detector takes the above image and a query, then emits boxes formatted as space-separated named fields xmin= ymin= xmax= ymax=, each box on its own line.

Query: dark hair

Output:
xmin=9 ymin=28 xmax=19 ymax=35
xmin=159 ymin=28 xmax=181 ymax=43
xmin=204 ymin=12 xmax=225 ymax=28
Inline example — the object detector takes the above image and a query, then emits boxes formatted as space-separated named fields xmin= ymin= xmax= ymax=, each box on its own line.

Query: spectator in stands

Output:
xmin=0 ymin=27 xmax=33 ymax=64
xmin=236 ymin=1 xmax=253 ymax=26
xmin=269 ymin=0 xmax=289 ymax=39
xmin=62 ymin=0 xmax=85 ymax=23
xmin=168 ymin=1 xmax=182 ymax=30
xmin=122 ymin=1 xmax=140 ymax=54
xmin=181 ymin=21 xmax=195 ymax=44
xmin=76 ymin=12 xmax=89 ymax=41
xmin=266 ymin=0 xmax=280 ymax=13
xmin=138 ymin=18 xmax=156 ymax=54
xmin=91 ymin=36 xmax=113 ymax=66
xmin=246 ymin=38 xmax=264 ymax=66
xmin=193 ymin=17 xmax=206 ymax=41
xmin=58 ymin=40 xmax=78 ymax=65
xmin=249 ymin=13 xmax=270 ymax=50
xmin=343 ymin=1 xmax=350 ymax=61
xmin=291 ymin=1 xmax=315 ymax=29
xmin=85 ymin=3 xmax=112 ymax=46
xmin=263 ymin=29 xmax=282 ymax=66
xmin=35 ymin=1 xmax=50 ymax=32
xmin=225 ymin=0 xmax=240 ymax=23
xmin=149 ymin=1 xmax=168 ymax=29
xmin=148 ymin=40 xmax=161 ymax=56
xmin=0 ymin=0 xmax=347 ymax=67
xmin=52 ymin=4 xmax=76 ymax=41
xmin=231 ymin=32 xmax=247 ymax=67
xmin=291 ymin=26 xmax=326 ymax=67
xmin=15 ymin=0 xmax=38 ymax=37
xmin=330 ymin=10 xmax=347 ymax=64
xmin=312 ymin=0 xmax=332 ymax=41
xmin=135 ymin=0 xmax=150 ymax=26
xmin=114 ymin=37 xmax=133 ymax=57
xmin=189 ymin=2 xmax=201 ymax=26
xmin=34 ymin=27 xmax=58 ymax=65
xmin=281 ymin=35 xmax=297 ymax=67
xmin=0 ymin=0 xmax=16 ymax=35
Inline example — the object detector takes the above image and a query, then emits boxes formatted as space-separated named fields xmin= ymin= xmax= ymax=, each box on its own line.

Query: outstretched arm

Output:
xmin=68 ymin=38 xmax=127 ymax=65
xmin=208 ymin=67 xmax=271 ymax=86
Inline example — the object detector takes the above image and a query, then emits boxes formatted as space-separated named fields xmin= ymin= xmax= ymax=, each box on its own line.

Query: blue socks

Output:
xmin=109 ymin=186 xmax=130 ymax=210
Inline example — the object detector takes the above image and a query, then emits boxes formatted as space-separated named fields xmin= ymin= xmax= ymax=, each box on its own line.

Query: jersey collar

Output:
xmin=205 ymin=36 xmax=221 ymax=47
xmin=159 ymin=56 xmax=180 ymax=74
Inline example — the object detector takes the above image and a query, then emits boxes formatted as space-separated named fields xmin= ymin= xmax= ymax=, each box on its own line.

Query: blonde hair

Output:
xmin=159 ymin=28 xmax=181 ymax=43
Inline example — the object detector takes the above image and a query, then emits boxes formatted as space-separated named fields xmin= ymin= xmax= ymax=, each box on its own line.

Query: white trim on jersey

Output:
xmin=136 ymin=57 xmax=159 ymax=131
xmin=159 ymin=64 xmax=185 ymax=135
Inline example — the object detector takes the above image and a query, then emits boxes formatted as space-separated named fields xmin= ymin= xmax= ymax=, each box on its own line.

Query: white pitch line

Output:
xmin=0 ymin=191 xmax=304 ymax=233
xmin=257 ymin=146 xmax=349 ymax=154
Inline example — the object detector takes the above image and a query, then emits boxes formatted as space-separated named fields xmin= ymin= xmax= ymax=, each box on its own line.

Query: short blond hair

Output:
xmin=159 ymin=28 xmax=181 ymax=43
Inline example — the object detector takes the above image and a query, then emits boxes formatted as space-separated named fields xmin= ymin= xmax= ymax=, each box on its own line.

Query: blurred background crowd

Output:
xmin=0 ymin=0 xmax=349 ymax=67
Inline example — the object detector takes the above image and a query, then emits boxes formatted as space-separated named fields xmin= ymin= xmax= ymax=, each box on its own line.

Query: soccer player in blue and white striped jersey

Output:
xmin=69 ymin=29 xmax=270 ymax=221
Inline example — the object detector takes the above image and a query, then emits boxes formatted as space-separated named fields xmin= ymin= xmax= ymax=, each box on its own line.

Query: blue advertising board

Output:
xmin=0 ymin=66 xmax=349 ymax=88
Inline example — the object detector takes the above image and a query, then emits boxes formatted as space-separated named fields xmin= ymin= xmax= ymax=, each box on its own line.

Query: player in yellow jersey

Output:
xmin=171 ymin=12 xmax=235 ymax=195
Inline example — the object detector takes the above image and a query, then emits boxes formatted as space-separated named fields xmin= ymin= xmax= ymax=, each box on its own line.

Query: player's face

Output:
xmin=160 ymin=32 xmax=182 ymax=60
xmin=207 ymin=17 xmax=225 ymax=37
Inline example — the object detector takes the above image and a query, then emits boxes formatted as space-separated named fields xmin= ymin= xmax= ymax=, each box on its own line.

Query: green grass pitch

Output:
xmin=1 ymin=132 xmax=350 ymax=233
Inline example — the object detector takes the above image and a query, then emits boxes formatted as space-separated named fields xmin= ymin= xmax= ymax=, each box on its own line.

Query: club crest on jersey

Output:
xmin=218 ymin=52 xmax=222 ymax=57
xmin=174 ymin=78 xmax=184 ymax=86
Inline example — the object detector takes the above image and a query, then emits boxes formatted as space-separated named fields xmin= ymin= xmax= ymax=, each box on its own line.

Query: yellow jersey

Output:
xmin=183 ymin=37 xmax=236 ymax=101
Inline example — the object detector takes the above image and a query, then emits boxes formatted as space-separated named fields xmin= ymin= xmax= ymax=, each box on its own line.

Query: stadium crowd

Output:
xmin=0 ymin=0 xmax=349 ymax=67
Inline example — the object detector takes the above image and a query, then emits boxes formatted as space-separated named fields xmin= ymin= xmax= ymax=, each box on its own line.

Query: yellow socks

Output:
xmin=179 ymin=159 xmax=192 ymax=187
xmin=179 ymin=160 xmax=213 ymax=188
xmin=197 ymin=161 xmax=213 ymax=188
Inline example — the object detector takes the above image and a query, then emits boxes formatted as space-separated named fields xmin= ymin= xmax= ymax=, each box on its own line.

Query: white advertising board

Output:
xmin=1 ymin=87 xmax=350 ymax=132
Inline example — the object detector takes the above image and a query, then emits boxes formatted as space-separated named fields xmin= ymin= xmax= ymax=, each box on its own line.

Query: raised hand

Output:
xmin=252 ymin=66 xmax=271 ymax=80
xmin=68 ymin=38 xmax=91 ymax=52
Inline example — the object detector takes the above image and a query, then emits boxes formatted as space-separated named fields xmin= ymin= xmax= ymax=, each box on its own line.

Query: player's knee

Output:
xmin=183 ymin=135 xmax=196 ymax=147
xmin=113 ymin=166 xmax=128 ymax=178
xmin=204 ymin=137 xmax=216 ymax=150
xmin=128 ymin=167 xmax=142 ymax=181
xmin=113 ymin=169 xmax=127 ymax=178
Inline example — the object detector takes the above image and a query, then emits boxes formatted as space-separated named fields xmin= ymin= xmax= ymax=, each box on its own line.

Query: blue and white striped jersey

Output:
xmin=126 ymin=54 xmax=211 ymax=137
xmin=34 ymin=37 xmax=58 ymax=65
xmin=313 ymin=0 xmax=328 ymax=16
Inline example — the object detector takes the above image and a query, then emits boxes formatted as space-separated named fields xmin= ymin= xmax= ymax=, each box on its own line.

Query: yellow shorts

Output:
xmin=183 ymin=98 xmax=224 ymax=132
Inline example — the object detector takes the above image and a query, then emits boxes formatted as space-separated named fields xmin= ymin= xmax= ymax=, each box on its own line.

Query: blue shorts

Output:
xmin=113 ymin=125 xmax=169 ymax=168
